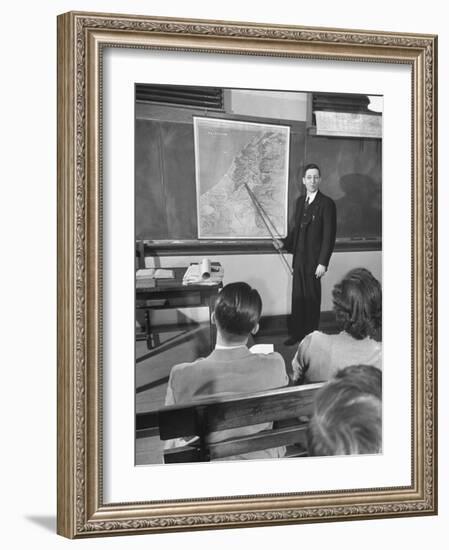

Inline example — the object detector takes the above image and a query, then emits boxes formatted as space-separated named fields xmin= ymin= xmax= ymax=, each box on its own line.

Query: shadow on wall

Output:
xmin=335 ymin=173 xmax=382 ymax=239
xmin=24 ymin=515 xmax=56 ymax=533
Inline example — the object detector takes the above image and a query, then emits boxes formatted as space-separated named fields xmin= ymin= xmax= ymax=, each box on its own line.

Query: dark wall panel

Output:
xmin=135 ymin=119 xmax=168 ymax=239
xmin=306 ymin=136 xmax=382 ymax=240
xmin=160 ymin=122 xmax=197 ymax=239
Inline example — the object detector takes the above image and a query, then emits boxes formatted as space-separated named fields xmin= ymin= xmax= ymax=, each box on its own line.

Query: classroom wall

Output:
xmin=136 ymin=91 xmax=382 ymax=243
xmin=144 ymin=250 xmax=381 ymax=323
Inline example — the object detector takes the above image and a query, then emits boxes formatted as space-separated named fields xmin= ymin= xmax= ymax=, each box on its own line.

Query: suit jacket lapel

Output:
xmin=295 ymin=191 xmax=323 ymax=247
xmin=293 ymin=195 xmax=307 ymax=251
xmin=310 ymin=191 xmax=322 ymax=217
xmin=312 ymin=190 xmax=322 ymax=208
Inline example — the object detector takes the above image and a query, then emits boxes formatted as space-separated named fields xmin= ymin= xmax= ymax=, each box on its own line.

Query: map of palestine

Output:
xmin=194 ymin=118 xmax=290 ymax=239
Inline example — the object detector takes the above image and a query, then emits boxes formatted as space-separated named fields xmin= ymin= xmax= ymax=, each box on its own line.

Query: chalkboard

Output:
xmin=305 ymin=136 xmax=382 ymax=241
xmin=135 ymin=114 xmax=381 ymax=251
xmin=136 ymin=119 xmax=197 ymax=240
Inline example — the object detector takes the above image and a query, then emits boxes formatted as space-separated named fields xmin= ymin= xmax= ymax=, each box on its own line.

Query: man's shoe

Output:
xmin=283 ymin=337 xmax=298 ymax=346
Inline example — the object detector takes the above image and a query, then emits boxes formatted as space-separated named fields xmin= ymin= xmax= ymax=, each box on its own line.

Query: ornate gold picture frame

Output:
xmin=57 ymin=11 xmax=437 ymax=538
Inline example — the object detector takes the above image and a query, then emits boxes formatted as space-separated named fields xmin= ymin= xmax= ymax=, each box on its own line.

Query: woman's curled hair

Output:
xmin=332 ymin=268 xmax=381 ymax=340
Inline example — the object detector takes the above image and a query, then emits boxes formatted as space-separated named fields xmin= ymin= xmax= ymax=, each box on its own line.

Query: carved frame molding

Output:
xmin=57 ymin=11 xmax=437 ymax=538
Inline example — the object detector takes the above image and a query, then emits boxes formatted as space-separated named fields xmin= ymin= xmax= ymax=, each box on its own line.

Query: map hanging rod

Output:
xmin=241 ymin=181 xmax=293 ymax=277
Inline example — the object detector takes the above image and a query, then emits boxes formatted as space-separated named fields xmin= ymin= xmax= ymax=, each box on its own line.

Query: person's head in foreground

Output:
xmin=307 ymin=364 xmax=382 ymax=456
xmin=332 ymin=267 xmax=382 ymax=340
xmin=212 ymin=282 xmax=262 ymax=346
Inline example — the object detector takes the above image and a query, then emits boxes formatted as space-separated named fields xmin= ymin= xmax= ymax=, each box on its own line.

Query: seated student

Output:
xmin=164 ymin=282 xmax=289 ymax=460
xmin=307 ymin=364 xmax=382 ymax=456
xmin=291 ymin=267 xmax=382 ymax=383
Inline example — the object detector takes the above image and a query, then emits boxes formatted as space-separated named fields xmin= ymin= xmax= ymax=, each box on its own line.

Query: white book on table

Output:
xmin=136 ymin=268 xmax=155 ymax=278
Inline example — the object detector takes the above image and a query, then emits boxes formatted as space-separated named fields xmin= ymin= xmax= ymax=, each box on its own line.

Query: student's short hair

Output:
xmin=332 ymin=267 xmax=382 ymax=340
xmin=307 ymin=365 xmax=382 ymax=457
xmin=302 ymin=163 xmax=321 ymax=178
xmin=334 ymin=364 xmax=382 ymax=400
xmin=214 ymin=282 xmax=262 ymax=339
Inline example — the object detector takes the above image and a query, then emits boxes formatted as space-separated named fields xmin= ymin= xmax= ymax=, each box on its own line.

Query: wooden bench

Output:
xmin=137 ymin=383 xmax=323 ymax=463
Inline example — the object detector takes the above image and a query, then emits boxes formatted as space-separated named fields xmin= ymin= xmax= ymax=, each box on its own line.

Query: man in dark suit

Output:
xmin=282 ymin=163 xmax=337 ymax=345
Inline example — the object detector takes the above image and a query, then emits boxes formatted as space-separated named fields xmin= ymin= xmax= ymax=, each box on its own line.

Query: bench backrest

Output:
xmin=142 ymin=383 xmax=323 ymax=463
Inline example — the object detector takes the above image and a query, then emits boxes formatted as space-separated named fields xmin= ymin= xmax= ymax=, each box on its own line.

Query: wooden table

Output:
xmin=136 ymin=267 xmax=222 ymax=350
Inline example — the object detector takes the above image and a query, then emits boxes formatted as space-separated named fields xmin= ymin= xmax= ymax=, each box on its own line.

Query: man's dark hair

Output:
xmin=302 ymin=163 xmax=321 ymax=178
xmin=332 ymin=267 xmax=382 ymax=340
xmin=214 ymin=282 xmax=262 ymax=340
xmin=307 ymin=365 xmax=382 ymax=457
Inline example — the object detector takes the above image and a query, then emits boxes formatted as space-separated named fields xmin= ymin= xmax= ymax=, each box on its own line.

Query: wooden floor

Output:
xmin=135 ymin=319 xmax=305 ymax=465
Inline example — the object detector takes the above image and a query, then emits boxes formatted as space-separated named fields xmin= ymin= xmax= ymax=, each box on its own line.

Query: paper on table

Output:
xmin=182 ymin=262 xmax=224 ymax=285
xmin=249 ymin=344 xmax=274 ymax=354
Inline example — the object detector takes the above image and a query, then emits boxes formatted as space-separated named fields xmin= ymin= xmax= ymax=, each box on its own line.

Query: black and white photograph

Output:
xmin=134 ymin=84 xmax=383 ymax=465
